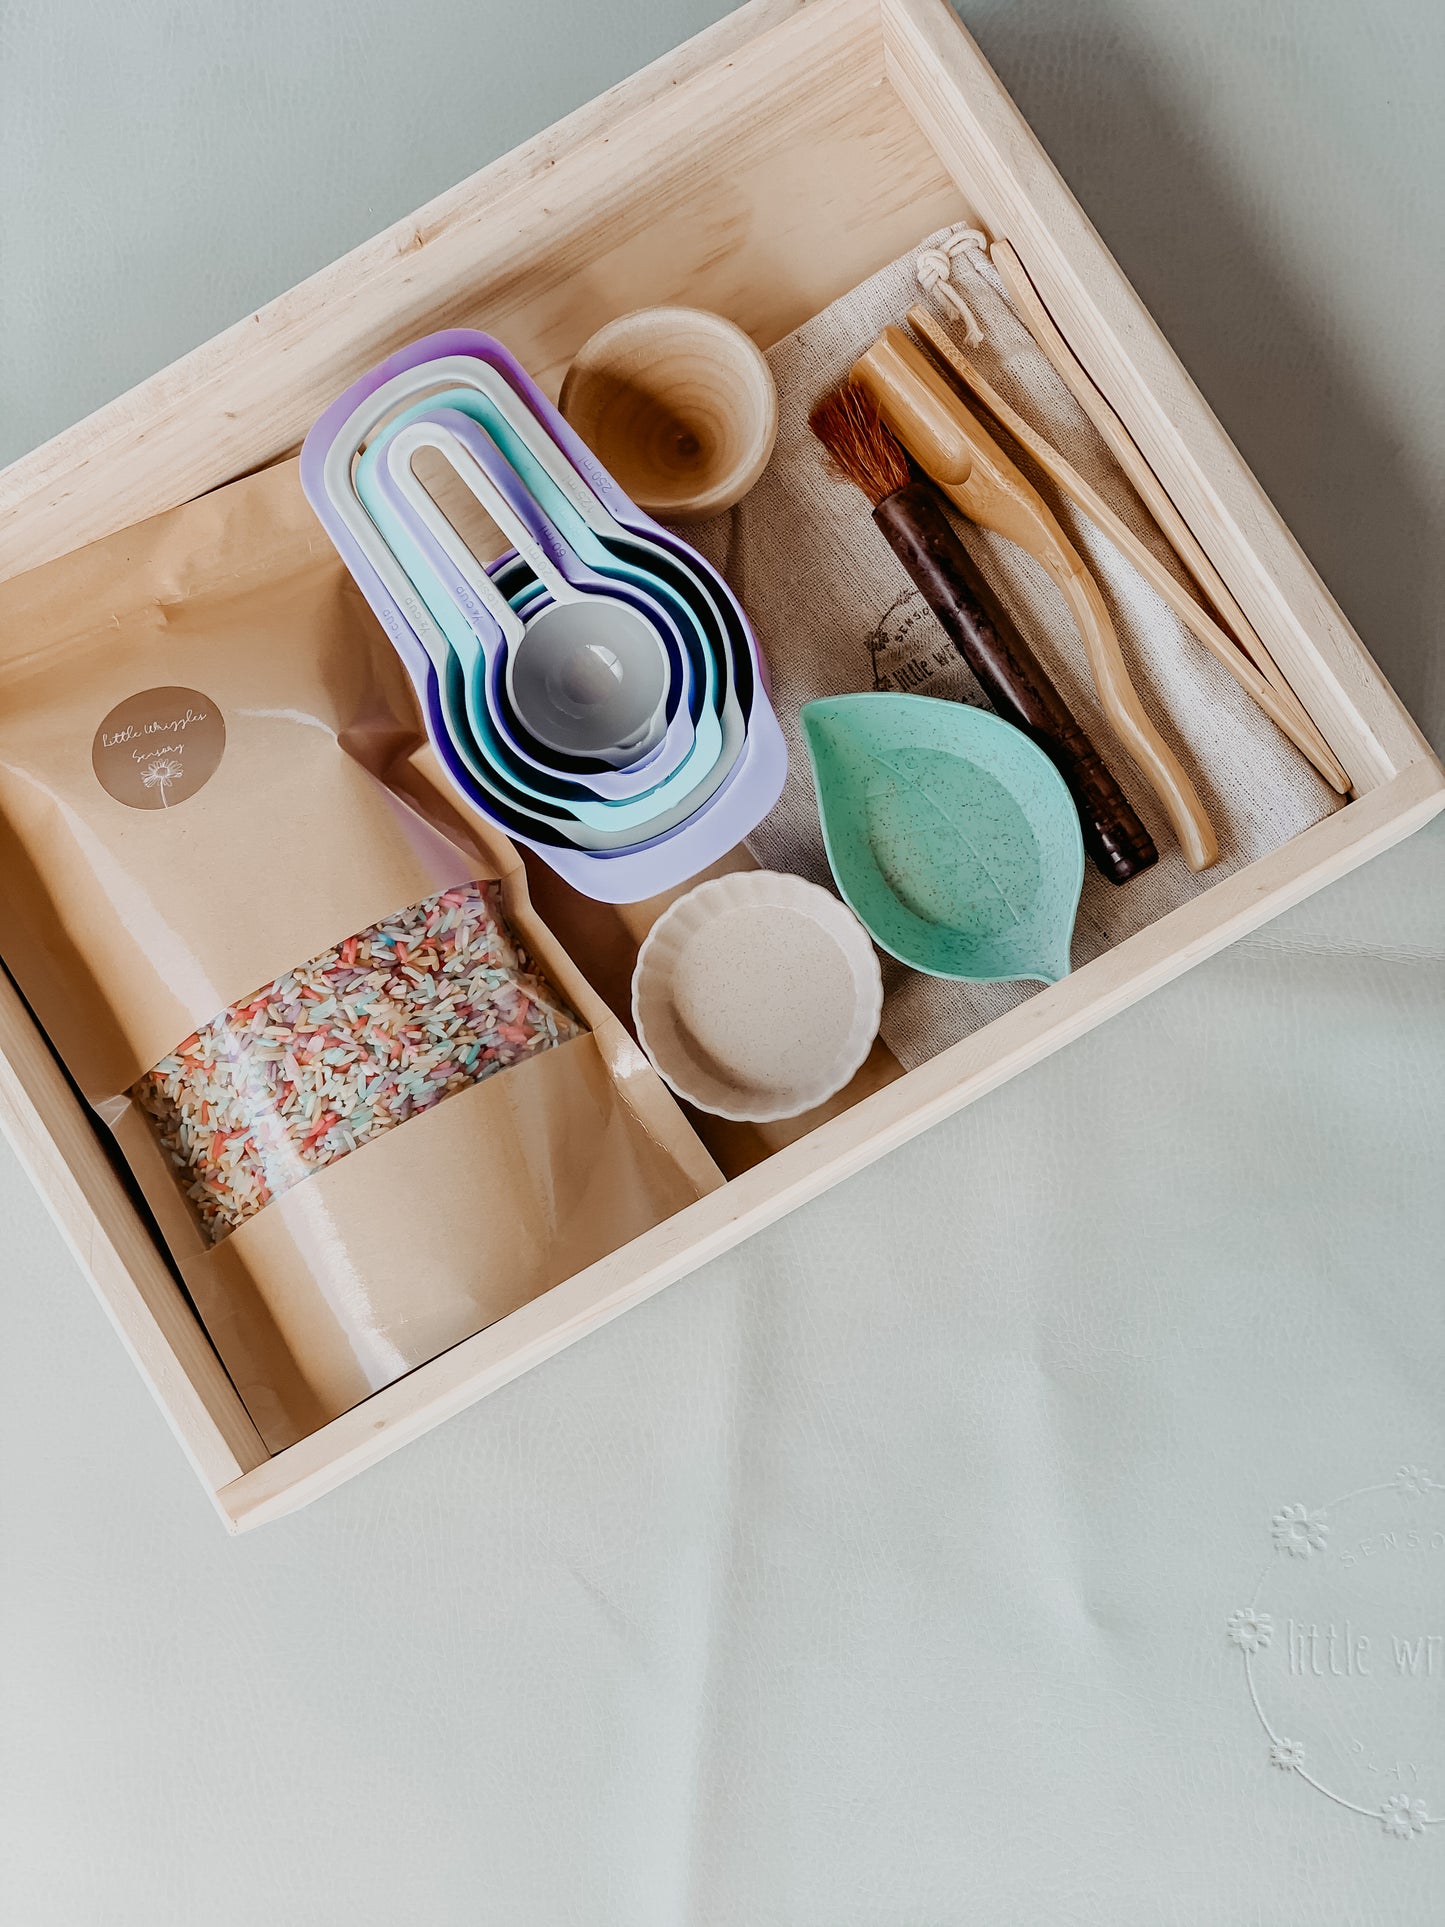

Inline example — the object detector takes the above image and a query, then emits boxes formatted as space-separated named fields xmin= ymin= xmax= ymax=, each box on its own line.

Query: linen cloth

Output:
xmin=689 ymin=228 xmax=1340 ymax=1067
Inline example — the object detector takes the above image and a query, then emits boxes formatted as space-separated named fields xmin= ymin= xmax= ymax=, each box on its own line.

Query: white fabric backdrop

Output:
xmin=2 ymin=3 xmax=1442 ymax=1921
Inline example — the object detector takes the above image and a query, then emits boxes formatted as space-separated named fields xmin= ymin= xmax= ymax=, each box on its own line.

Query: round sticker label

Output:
xmin=91 ymin=687 xmax=225 ymax=810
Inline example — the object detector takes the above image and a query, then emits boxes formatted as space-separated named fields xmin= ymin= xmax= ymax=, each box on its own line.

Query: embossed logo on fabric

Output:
xmin=91 ymin=686 xmax=225 ymax=810
xmin=1227 ymin=1469 xmax=1444 ymax=1839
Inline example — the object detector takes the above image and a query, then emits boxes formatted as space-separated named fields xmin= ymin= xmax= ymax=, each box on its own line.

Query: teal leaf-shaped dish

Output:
xmin=801 ymin=693 xmax=1084 ymax=984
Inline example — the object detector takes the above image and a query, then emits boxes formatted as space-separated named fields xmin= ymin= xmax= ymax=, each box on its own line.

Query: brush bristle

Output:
xmin=808 ymin=381 xmax=910 ymax=507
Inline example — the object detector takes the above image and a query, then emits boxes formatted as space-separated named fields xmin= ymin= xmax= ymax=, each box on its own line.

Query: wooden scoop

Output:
xmin=851 ymin=325 xmax=1219 ymax=871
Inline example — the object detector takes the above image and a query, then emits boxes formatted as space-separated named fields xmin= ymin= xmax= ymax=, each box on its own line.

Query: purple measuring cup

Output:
xmin=299 ymin=330 xmax=786 ymax=902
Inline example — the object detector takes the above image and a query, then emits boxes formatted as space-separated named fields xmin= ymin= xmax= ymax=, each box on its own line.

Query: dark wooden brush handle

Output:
xmin=874 ymin=482 xmax=1157 ymax=884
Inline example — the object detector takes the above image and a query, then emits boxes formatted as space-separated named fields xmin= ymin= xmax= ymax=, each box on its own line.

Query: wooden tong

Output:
xmin=852 ymin=325 xmax=1220 ymax=872
xmin=906 ymin=303 xmax=1348 ymax=793
xmin=986 ymin=242 xmax=1348 ymax=794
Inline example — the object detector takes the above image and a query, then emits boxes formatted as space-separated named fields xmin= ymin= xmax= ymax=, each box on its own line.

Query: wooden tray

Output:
xmin=1 ymin=0 xmax=1439 ymax=1530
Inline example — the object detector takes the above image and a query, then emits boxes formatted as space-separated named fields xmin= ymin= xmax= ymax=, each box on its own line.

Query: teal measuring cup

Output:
xmin=372 ymin=386 xmax=727 ymax=773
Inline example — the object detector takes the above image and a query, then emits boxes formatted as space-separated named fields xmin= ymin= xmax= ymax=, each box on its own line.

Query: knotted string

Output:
xmin=915 ymin=225 xmax=990 ymax=344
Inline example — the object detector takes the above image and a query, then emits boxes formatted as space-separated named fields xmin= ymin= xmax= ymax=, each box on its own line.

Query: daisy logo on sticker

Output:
xmin=92 ymin=686 xmax=225 ymax=810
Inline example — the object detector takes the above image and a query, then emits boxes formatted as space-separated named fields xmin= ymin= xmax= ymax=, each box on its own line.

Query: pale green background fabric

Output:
xmin=1 ymin=4 xmax=1442 ymax=1921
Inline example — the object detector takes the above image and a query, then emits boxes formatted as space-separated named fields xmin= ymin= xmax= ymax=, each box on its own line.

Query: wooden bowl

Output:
xmin=559 ymin=307 xmax=778 ymax=522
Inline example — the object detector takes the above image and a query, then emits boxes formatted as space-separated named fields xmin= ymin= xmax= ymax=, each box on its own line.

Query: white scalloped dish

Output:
xmin=631 ymin=871 xmax=884 ymax=1122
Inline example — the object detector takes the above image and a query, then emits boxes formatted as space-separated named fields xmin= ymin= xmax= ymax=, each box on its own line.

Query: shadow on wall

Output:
xmin=959 ymin=2 xmax=1442 ymax=748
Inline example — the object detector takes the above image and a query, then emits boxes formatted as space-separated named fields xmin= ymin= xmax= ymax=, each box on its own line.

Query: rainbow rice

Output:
xmin=135 ymin=881 xmax=581 ymax=1240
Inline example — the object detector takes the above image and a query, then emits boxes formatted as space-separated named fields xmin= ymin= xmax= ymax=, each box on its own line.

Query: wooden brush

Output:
xmin=809 ymin=381 xmax=1158 ymax=884
xmin=850 ymin=329 xmax=1217 ymax=872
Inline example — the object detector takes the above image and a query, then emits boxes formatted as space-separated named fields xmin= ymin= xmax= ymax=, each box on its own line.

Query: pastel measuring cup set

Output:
xmin=299 ymin=330 xmax=785 ymax=902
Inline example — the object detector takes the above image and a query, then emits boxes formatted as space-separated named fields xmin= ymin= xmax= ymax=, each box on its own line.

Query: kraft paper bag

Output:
xmin=0 ymin=459 xmax=720 ymax=1451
